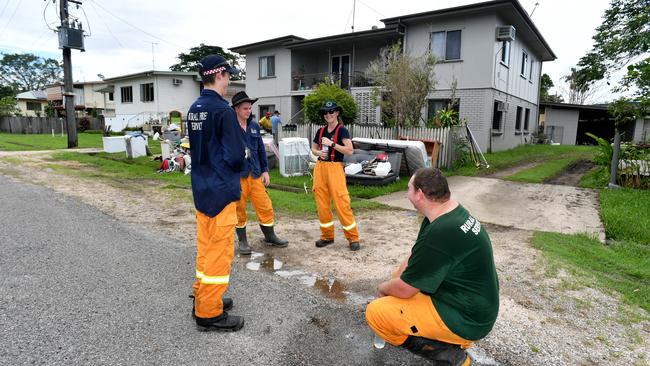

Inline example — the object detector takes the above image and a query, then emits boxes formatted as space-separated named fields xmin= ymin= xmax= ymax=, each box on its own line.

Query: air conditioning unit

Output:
xmin=172 ymin=78 xmax=183 ymax=86
xmin=497 ymin=101 xmax=509 ymax=112
xmin=279 ymin=137 xmax=310 ymax=177
xmin=496 ymin=26 xmax=516 ymax=41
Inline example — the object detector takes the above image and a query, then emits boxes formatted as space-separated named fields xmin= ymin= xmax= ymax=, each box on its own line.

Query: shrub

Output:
xmin=303 ymin=82 xmax=358 ymax=124
xmin=78 ymin=117 xmax=90 ymax=132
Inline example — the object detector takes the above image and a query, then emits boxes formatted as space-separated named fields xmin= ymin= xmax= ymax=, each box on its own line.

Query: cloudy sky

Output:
xmin=0 ymin=0 xmax=616 ymax=101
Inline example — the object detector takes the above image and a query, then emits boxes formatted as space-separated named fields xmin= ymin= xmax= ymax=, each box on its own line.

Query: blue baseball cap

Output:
xmin=198 ymin=54 xmax=240 ymax=76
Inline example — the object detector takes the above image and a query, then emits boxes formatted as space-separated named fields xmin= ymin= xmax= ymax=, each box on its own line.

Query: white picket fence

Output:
xmin=279 ymin=124 xmax=457 ymax=169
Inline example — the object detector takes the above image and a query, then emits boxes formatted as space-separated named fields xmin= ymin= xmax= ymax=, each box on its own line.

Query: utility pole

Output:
xmin=59 ymin=0 xmax=82 ymax=148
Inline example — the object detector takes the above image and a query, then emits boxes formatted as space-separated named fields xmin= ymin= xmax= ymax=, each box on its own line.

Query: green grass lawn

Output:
xmin=268 ymin=168 xmax=409 ymax=199
xmin=445 ymin=144 xmax=598 ymax=177
xmin=504 ymin=157 xmax=579 ymax=183
xmin=531 ymin=186 xmax=650 ymax=312
xmin=0 ymin=132 xmax=104 ymax=151
xmin=51 ymin=150 xmax=389 ymax=217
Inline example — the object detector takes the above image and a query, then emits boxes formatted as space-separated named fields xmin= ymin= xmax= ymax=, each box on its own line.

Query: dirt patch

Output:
xmin=545 ymin=159 xmax=597 ymax=186
xmin=1 ymin=152 xmax=648 ymax=366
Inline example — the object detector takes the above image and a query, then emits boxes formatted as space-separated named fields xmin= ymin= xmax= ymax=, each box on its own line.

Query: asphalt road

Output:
xmin=0 ymin=175 xmax=441 ymax=365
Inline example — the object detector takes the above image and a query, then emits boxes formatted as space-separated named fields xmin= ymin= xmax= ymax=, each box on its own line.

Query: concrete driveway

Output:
xmin=373 ymin=176 xmax=605 ymax=240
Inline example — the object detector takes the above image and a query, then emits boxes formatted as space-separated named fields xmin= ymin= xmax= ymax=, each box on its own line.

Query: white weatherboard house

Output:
xmin=99 ymin=70 xmax=244 ymax=132
xmin=15 ymin=90 xmax=48 ymax=117
xmin=231 ymin=0 xmax=556 ymax=152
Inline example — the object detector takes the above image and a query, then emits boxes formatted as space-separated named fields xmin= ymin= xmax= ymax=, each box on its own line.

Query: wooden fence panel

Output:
xmin=0 ymin=116 xmax=103 ymax=134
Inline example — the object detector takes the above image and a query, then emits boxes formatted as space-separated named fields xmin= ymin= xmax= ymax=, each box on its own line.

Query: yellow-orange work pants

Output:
xmin=312 ymin=161 xmax=359 ymax=242
xmin=192 ymin=203 xmax=236 ymax=318
xmin=365 ymin=270 xmax=472 ymax=360
xmin=236 ymin=175 xmax=275 ymax=228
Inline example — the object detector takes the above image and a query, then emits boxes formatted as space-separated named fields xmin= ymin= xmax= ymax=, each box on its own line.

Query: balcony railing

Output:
xmin=291 ymin=71 xmax=376 ymax=91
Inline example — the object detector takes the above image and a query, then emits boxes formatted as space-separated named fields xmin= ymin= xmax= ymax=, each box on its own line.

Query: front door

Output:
xmin=331 ymin=55 xmax=350 ymax=89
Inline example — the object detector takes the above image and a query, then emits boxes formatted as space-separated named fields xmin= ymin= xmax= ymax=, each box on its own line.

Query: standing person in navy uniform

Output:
xmin=187 ymin=54 xmax=246 ymax=331
xmin=231 ymin=91 xmax=288 ymax=255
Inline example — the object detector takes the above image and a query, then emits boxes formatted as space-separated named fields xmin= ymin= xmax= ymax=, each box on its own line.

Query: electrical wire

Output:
xmin=0 ymin=0 xmax=22 ymax=38
xmin=87 ymin=0 xmax=183 ymax=49
xmin=87 ymin=1 xmax=123 ymax=48
xmin=343 ymin=2 xmax=354 ymax=33
xmin=43 ymin=0 xmax=58 ymax=31
xmin=76 ymin=3 xmax=91 ymax=36
xmin=0 ymin=0 xmax=11 ymax=20
xmin=356 ymin=0 xmax=385 ymax=18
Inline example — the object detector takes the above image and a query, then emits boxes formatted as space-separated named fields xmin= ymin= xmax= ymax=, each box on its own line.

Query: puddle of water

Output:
xmin=244 ymin=252 xmax=370 ymax=305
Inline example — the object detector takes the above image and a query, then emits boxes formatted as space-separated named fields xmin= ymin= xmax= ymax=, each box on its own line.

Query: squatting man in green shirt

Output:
xmin=365 ymin=168 xmax=500 ymax=366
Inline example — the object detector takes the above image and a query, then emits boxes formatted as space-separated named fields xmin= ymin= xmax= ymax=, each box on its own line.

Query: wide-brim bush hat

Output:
xmin=231 ymin=91 xmax=258 ymax=107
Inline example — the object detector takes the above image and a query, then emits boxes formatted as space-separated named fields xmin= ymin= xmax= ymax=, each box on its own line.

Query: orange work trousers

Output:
xmin=236 ymin=175 xmax=275 ymax=228
xmin=192 ymin=203 xmax=236 ymax=319
xmin=312 ymin=161 xmax=359 ymax=242
xmin=365 ymin=270 xmax=473 ymax=356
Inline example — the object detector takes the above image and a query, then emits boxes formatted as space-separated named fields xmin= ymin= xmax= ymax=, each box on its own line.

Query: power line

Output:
xmin=87 ymin=1 xmax=123 ymax=48
xmin=356 ymin=0 xmax=385 ymax=18
xmin=87 ymin=0 xmax=183 ymax=49
xmin=343 ymin=2 xmax=354 ymax=33
xmin=0 ymin=0 xmax=12 ymax=20
xmin=0 ymin=0 xmax=22 ymax=39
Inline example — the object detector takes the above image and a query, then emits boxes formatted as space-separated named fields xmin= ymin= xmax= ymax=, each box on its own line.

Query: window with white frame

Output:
xmin=120 ymin=86 xmax=133 ymax=103
xmin=26 ymin=101 xmax=42 ymax=111
xmin=524 ymin=108 xmax=531 ymax=131
xmin=492 ymin=101 xmax=504 ymax=132
xmin=500 ymin=41 xmax=510 ymax=66
xmin=259 ymin=56 xmax=275 ymax=78
xmin=140 ymin=83 xmax=154 ymax=102
xmin=430 ymin=30 xmax=461 ymax=61
xmin=521 ymin=51 xmax=528 ymax=77
xmin=529 ymin=60 xmax=534 ymax=80
xmin=515 ymin=106 xmax=523 ymax=132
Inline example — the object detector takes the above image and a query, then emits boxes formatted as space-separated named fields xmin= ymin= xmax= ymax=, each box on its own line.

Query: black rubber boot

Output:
xmin=315 ymin=239 xmax=334 ymax=248
xmin=195 ymin=312 xmax=244 ymax=332
xmin=236 ymin=227 xmax=252 ymax=255
xmin=401 ymin=336 xmax=469 ymax=366
xmin=190 ymin=295 xmax=232 ymax=318
xmin=260 ymin=225 xmax=288 ymax=247
xmin=349 ymin=242 xmax=361 ymax=251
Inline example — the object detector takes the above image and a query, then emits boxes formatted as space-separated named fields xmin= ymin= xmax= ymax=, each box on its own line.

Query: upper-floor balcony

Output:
xmin=291 ymin=71 xmax=376 ymax=92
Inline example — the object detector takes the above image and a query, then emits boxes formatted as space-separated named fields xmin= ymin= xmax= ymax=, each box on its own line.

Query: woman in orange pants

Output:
xmin=311 ymin=101 xmax=360 ymax=251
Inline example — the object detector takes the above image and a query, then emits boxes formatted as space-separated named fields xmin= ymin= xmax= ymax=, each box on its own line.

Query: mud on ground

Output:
xmin=0 ymin=153 xmax=648 ymax=366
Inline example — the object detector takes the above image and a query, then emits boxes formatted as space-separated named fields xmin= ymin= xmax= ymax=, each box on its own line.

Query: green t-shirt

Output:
xmin=400 ymin=204 xmax=499 ymax=341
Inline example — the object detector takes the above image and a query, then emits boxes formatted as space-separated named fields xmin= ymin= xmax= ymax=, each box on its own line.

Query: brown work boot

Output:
xmin=401 ymin=336 xmax=470 ymax=366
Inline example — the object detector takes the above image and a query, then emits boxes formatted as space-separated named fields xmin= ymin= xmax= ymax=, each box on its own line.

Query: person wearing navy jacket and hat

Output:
xmin=231 ymin=91 xmax=288 ymax=255
xmin=187 ymin=54 xmax=246 ymax=332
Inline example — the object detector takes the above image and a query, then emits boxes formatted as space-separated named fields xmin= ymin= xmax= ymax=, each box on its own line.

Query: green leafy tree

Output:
xmin=0 ymin=84 xmax=15 ymax=99
xmin=366 ymin=41 xmax=436 ymax=127
xmin=303 ymin=82 xmax=358 ymax=124
xmin=539 ymin=73 xmax=564 ymax=103
xmin=0 ymin=96 xmax=20 ymax=117
xmin=170 ymin=44 xmax=244 ymax=80
xmin=0 ymin=53 xmax=62 ymax=92
xmin=575 ymin=0 xmax=649 ymax=186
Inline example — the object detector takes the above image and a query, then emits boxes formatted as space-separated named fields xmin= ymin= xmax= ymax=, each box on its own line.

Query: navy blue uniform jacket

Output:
xmin=187 ymin=89 xmax=245 ymax=217
xmin=240 ymin=120 xmax=268 ymax=179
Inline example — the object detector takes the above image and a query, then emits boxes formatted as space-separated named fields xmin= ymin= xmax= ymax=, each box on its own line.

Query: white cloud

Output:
xmin=1 ymin=0 xmax=619 ymax=100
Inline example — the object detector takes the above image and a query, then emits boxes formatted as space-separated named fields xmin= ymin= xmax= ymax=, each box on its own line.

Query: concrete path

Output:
xmin=374 ymin=176 xmax=605 ymax=240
